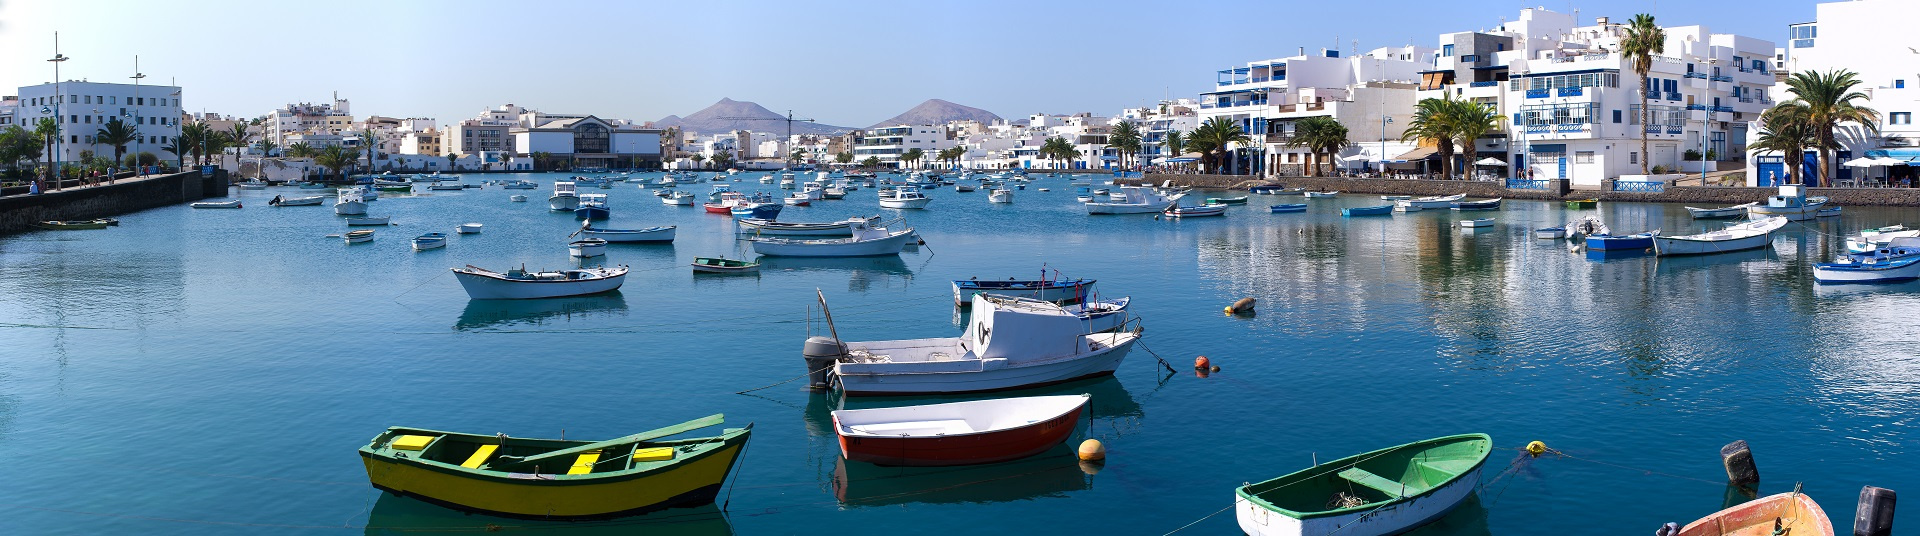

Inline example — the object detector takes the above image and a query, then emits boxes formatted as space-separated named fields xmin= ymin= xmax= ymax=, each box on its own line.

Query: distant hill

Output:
xmin=870 ymin=99 xmax=1002 ymax=128
xmin=655 ymin=98 xmax=854 ymax=136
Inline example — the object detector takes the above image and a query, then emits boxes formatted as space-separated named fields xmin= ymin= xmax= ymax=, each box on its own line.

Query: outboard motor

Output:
xmin=801 ymin=336 xmax=846 ymax=389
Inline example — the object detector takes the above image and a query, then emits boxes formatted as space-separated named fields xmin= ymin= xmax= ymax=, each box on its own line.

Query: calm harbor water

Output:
xmin=2 ymin=172 xmax=1918 ymax=535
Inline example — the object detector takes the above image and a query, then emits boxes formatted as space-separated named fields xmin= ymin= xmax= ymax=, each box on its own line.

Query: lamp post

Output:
xmin=131 ymin=56 xmax=145 ymax=176
xmin=1700 ymin=53 xmax=1716 ymax=186
xmin=48 ymin=33 xmax=69 ymax=189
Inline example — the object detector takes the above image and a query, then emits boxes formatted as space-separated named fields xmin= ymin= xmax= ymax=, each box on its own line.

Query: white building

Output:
xmin=511 ymin=116 xmax=663 ymax=169
xmin=1750 ymin=0 xmax=1920 ymax=187
xmin=267 ymin=95 xmax=350 ymax=144
xmin=13 ymin=80 xmax=184 ymax=163
xmin=854 ymin=125 xmax=955 ymax=167
xmin=1198 ymin=46 xmax=1431 ymax=175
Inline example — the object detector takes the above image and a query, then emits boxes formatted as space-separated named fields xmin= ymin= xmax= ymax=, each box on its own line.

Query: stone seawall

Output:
xmin=1126 ymin=174 xmax=1920 ymax=206
xmin=0 ymin=170 xmax=227 ymax=235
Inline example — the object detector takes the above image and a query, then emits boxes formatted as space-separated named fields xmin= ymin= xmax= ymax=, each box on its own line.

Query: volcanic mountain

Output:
xmin=869 ymin=99 xmax=1002 ymax=128
xmin=654 ymin=98 xmax=855 ymax=135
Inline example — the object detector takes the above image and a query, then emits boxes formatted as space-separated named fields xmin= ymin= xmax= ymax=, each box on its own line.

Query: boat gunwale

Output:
xmin=358 ymin=424 xmax=751 ymax=486
xmin=1234 ymin=433 xmax=1493 ymax=520
xmin=831 ymin=394 xmax=1091 ymax=440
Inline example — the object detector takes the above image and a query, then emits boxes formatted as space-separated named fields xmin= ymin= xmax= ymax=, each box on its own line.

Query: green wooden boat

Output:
xmin=692 ymin=256 xmax=760 ymax=274
xmin=1565 ymin=199 xmax=1598 ymax=209
xmin=1208 ymin=196 xmax=1250 ymax=205
xmin=1235 ymin=433 xmax=1491 ymax=536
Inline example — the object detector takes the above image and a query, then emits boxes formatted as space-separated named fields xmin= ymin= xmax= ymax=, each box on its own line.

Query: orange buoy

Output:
xmin=1194 ymin=356 xmax=1211 ymax=370
xmin=1077 ymin=439 xmax=1106 ymax=462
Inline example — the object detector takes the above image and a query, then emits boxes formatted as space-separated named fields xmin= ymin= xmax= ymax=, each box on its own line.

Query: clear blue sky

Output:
xmin=0 ymin=0 xmax=1816 ymax=127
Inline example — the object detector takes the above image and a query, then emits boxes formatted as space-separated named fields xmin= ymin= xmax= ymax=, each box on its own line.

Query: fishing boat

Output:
xmin=270 ymin=195 xmax=325 ymax=206
xmin=1343 ymin=205 xmax=1393 ymax=217
xmin=509 ymin=194 xmax=528 ymax=202
xmin=191 ymin=199 xmax=243 ymax=209
xmin=1064 ymin=297 xmax=1131 ymax=333
xmin=569 ymin=238 xmax=609 ymax=258
xmin=1303 ymin=191 xmax=1339 ymax=198
xmin=1684 ymin=202 xmax=1758 ymax=219
xmin=953 ymin=183 xmax=976 ymax=193
xmin=1379 ymin=195 xmax=1411 ymax=201
xmin=1450 ymin=198 xmax=1502 ymax=211
xmin=1847 ymin=225 xmax=1919 ymax=253
xmin=1814 ymin=237 xmax=1920 ymax=284
xmin=32 ymin=219 xmax=113 ymax=230
xmin=449 ymin=258 xmax=632 ymax=297
xmin=823 ymin=187 xmax=848 ymax=199
xmin=784 ymin=193 xmax=812 ymax=206
xmin=411 ymin=232 xmax=448 ymax=251
xmin=457 ymin=223 xmax=483 ymax=235
xmin=1585 ymin=231 xmax=1661 ymax=251
xmin=737 ymin=216 xmax=879 ymax=237
xmin=731 ymin=202 xmax=783 ymax=220
xmin=879 ymin=189 xmax=932 ymax=209
xmin=1086 ymin=186 xmax=1184 ymax=214
xmin=1534 ymin=227 xmax=1566 ymax=239
xmin=580 ymin=225 xmax=676 ymax=243
xmin=1565 ymin=198 xmax=1598 ymax=209
xmin=1670 ymin=490 xmax=1833 ymax=536
xmin=1653 ymin=216 xmax=1787 ymax=256
xmin=1748 ymin=185 xmax=1829 ymax=221
xmin=1249 ymin=185 xmax=1283 ymax=194
xmin=1391 ymin=194 xmax=1464 ymax=211
xmin=1270 ymin=204 xmax=1307 ymax=213
xmin=1207 ymin=196 xmax=1249 ymax=205
xmin=344 ymin=229 xmax=375 ymax=244
xmin=549 ymin=181 xmax=580 ymax=211
xmin=1458 ymin=218 xmax=1494 ymax=228
xmin=691 ymin=257 xmax=760 ymax=274
xmin=378 ymin=182 xmax=415 ymax=192
xmin=989 ymin=188 xmax=1014 ymax=203
xmin=500 ymin=179 xmax=538 ymax=190
xmin=335 ymin=188 xmax=368 ymax=215
xmin=346 ymin=216 xmax=391 ymax=226
xmin=575 ymin=193 xmax=611 ymax=220
xmin=1235 ymin=433 xmax=1492 ymax=536
xmin=235 ymin=179 xmax=268 ymax=190
xmin=1817 ymin=207 xmax=1842 ymax=217
xmin=1163 ymin=204 xmax=1228 ymax=218
xmin=952 ymin=277 xmax=1094 ymax=306
xmin=802 ymin=294 xmax=1140 ymax=395
xmin=358 ymin=415 xmax=752 ymax=520
xmin=664 ymin=191 xmax=696 ymax=206
xmin=1272 ymin=188 xmax=1307 ymax=196
xmin=832 ymin=394 xmax=1090 ymax=467
xmin=750 ymin=219 xmax=916 ymax=257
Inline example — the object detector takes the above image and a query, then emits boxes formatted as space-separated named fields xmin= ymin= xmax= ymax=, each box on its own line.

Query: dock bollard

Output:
xmin=1855 ymin=486 xmax=1896 ymax=536
xmin=1719 ymin=440 xmax=1760 ymax=489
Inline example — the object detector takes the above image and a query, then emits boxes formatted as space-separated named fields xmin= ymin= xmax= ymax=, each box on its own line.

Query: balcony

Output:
xmin=1556 ymin=87 xmax=1584 ymax=97
xmin=1264 ymin=133 xmax=1295 ymax=144
xmin=1686 ymin=104 xmax=1707 ymax=111
xmin=1710 ymin=75 xmax=1733 ymax=82
xmin=1711 ymin=105 xmax=1734 ymax=113
xmin=1684 ymin=72 xmax=1708 ymax=79
xmin=1470 ymin=81 xmax=1500 ymax=88
xmin=1666 ymin=92 xmax=1684 ymax=101
xmin=1666 ymin=126 xmax=1685 ymax=134
xmin=1646 ymin=125 xmax=1663 ymax=133
xmin=1526 ymin=89 xmax=1550 ymax=99
xmin=1555 ymin=123 xmax=1589 ymax=132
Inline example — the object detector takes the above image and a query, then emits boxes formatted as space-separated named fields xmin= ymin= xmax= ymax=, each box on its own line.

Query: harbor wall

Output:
xmin=1131 ymin=174 xmax=1920 ymax=207
xmin=0 ymin=170 xmax=227 ymax=235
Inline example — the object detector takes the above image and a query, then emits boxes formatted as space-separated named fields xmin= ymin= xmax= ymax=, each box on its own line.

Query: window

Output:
xmin=1575 ymin=151 xmax=1595 ymax=164
xmin=1894 ymin=113 xmax=1913 ymax=125
xmin=1898 ymin=80 xmax=1907 ymax=89
xmin=1442 ymin=44 xmax=1454 ymax=57
xmin=1630 ymin=152 xmax=1639 ymax=164
xmin=1613 ymin=110 xmax=1622 ymax=123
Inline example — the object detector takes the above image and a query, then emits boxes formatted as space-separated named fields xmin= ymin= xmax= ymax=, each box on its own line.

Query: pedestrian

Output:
xmin=29 ymin=179 xmax=41 ymax=195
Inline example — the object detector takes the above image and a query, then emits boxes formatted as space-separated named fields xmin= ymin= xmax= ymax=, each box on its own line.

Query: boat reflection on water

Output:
xmin=801 ymin=376 xmax=1144 ymax=439
xmin=1404 ymin=493 xmax=1491 ymax=536
xmin=1652 ymin=246 xmax=1775 ymax=275
xmin=362 ymin=492 xmax=734 ymax=536
xmin=831 ymin=446 xmax=1090 ymax=508
xmin=757 ymin=256 xmax=914 ymax=292
xmin=454 ymin=292 xmax=629 ymax=331
xmin=1584 ymin=247 xmax=1653 ymax=262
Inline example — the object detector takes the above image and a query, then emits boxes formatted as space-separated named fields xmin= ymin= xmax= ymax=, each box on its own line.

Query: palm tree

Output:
xmin=835 ymin=151 xmax=854 ymax=165
xmin=285 ymin=142 xmax=315 ymax=159
xmin=1109 ymin=122 xmax=1142 ymax=169
xmin=92 ymin=117 xmax=139 ymax=174
xmin=531 ymin=151 xmax=553 ymax=171
xmin=255 ymin=139 xmax=279 ymax=157
xmin=446 ymin=152 xmax=459 ymax=172
xmin=1749 ymin=103 xmax=1818 ymax=186
xmin=159 ymin=139 xmax=186 ymax=169
xmin=313 ymin=144 xmax=356 ymax=182
xmin=229 ymin=124 xmax=251 ymax=156
xmin=860 ymin=156 xmax=881 ymax=169
xmin=358 ymin=128 xmax=378 ymax=175
xmin=180 ymin=122 xmax=209 ymax=166
xmin=1401 ymin=98 xmax=1460 ymax=179
xmin=1187 ymin=117 xmax=1249 ymax=174
xmin=789 ymin=148 xmax=808 ymax=167
xmin=34 ymin=117 xmax=58 ymax=183
xmin=1163 ymin=130 xmax=1185 ymax=165
xmin=1449 ymin=100 xmax=1505 ymax=180
xmin=688 ymin=153 xmax=705 ymax=170
xmin=901 ymin=148 xmax=925 ymax=169
xmin=1039 ymin=137 xmax=1076 ymax=170
xmin=1291 ymin=117 xmax=1353 ymax=177
xmin=1621 ymin=13 xmax=1665 ymax=175
xmin=1785 ymin=69 xmax=1880 ymax=186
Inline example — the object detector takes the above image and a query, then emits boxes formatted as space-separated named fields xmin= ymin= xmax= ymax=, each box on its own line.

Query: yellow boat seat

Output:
xmin=568 ymin=451 xmax=602 ymax=475
xmin=391 ymin=435 xmax=435 ymax=451
xmin=633 ymin=447 xmax=675 ymax=463
xmin=461 ymin=444 xmax=499 ymax=469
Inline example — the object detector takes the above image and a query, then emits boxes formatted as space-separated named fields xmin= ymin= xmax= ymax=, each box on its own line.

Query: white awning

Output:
xmin=1341 ymin=154 xmax=1372 ymax=162
xmin=1474 ymin=157 xmax=1508 ymax=166
xmin=1844 ymin=156 xmax=1880 ymax=167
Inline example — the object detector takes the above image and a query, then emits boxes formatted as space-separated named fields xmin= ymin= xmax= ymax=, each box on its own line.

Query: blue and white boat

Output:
xmin=1342 ymin=205 xmax=1393 ymax=217
xmin=1270 ymin=204 xmax=1307 ymax=213
xmin=952 ymin=277 xmax=1095 ymax=307
xmin=731 ymin=200 xmax=783 ymax=220
xmin=1585 ymin=231 xmax=1660 ymax=251
xmin=411 ymin=232 xmax=447 ymax=251
xmin=574 ymin=193 xmax=610 ymax=221
xmin=1814 ymin=237 xmax=1920 ymax=283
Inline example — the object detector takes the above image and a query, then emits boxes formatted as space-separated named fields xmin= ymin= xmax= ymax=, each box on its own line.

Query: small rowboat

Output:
xmin=509 ymin=195 xmax=528 ymax=202
xmin=569 ymin=238 xmax=609 ymax=258
xmin=1236 ymin=434 xmax=1492 ymax=536
xmin=457 ymin=223 xmax=483 ymax=234
xmin=1248 ymin=185 xmax=1284 ymax=194
xmin=1586 ymin=231 xmax=1660 ymax=251
xmin=1671 ymin=490 xmax=1833 ymax=536
xmin=271 ymin=195 xmax=325 ymax=206
xmin=833 ymin=394 xmax=1090 ymax=467
xmin=1654 ymin=216 xmax=1787 ymax=256
xmin=1163 ymin=204 xmax=1228 ymax=218
xmin=1685 ymin=201 xmax=1758 ymax=219
xmin=1342 ymin=205 xmax=1393 ymax=217
xmin=1303 ymin=191 xmax=1339 ymax=198
xmin=33 ymin=219 xmax=113 ymax=230
xmin=1270 ymin=204 xmax=1307 ymax=213
xmin=345 ymin=216 xmax=391 ymax=226
xmin=1272 ymin=188 xmax=1307 ymax=196
xmin=411 ymin=232 xmax=447 ymax=251
xmin=451 ymin=265 xmax=627 ymax=299
xmin=737 ymin=217 xmax=878 ymax=237
xmin=581 ymin=225 xmax=675 ymax=243
xmin=359 ymin=414 xmax=752 ymax=520
xmin=190 ymin=199 xmax=242 ymax=209
xmin=1451 ymin=198 xmax=1502 ymax=211
xmin=1207 ymin=196 xmax=1249 ymax=205
xmin=344 ymin=229 xmax=375 ymax=243
xmin=1379 ymin=195 xmax=1411 ymax=201
xmin=691 ymin=256 xmax=760 ymax=274
xmin=1565 ymin=198 xmax=1598 ymax=209
xmin=1458 ymin=218 xmax=1494 ymax=228
xmin=1535 ymin=227 xmax=1567 ymax=239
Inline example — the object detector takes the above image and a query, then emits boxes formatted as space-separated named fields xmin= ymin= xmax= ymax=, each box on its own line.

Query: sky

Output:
xmin=0 ymin=0 xmax=1818 ymax=128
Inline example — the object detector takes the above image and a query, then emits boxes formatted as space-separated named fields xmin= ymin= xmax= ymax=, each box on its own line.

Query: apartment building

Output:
xmin=14 ymin=80 xmax=185 ymax=163
xmin=1752 ymin=0 xmax=1920 ymax=186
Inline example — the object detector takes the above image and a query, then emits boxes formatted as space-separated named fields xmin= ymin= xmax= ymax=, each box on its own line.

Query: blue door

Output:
xmin=1558 ymin=156 xmax=1567 ymax=179
xmin=1802 ymin=151 xmax=1820 ymax=185
xmin=1756 ymin=156 xmax=1783 ymax=187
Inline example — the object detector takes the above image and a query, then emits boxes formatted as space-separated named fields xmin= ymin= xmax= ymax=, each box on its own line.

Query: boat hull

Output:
xmin=574 ymin=207 xmax=610 ymax=221
xmin=879 ymin=198 xmax=931 ymax=209
xmin=360 ymin=433 xmax=746 ymax=520
xmin=581 ymin=227 xmax=675 ymax=243
xmin=737 ymin=218 xmax=871 ymax=237
xmin=1586 ymin=234 xmax=1655 ymax=251
xmin=1085 ymin=203 xmax=1164 ymax=214
xmin=1653 ymin=234 xmax=1771 ymax=256
xmin=751 ymin=231 xmax=914 ymax=257
xmin=549 ymin=196 xmax=579 ymax=211
xmin=1237 ymin=434 xmax=1491 ymax=536
xmin=834 ymin=334 xmax=1136 ymax=396
xmin=452 ymin=269 xmax=626 ymax=300
xmin=334 ymin=201 xmax=367 ymax=215
xmin=1238 ymin=464 xmax=1483 ymax=536
xmin=952 ymin=279 xmax=1094 ymax=306
xmin=1270 ymin=204 xmax=1307 ymax=213
xmin=1814 ymin=257 xmax=1920 ymax=283
xmin=834 ymin=398 xmax=1086 ymax=467
xmin=1675 ymin=492 xmax=1833 ymax=536
xmin=1343 ymin=206 xmax=1393 ymax=217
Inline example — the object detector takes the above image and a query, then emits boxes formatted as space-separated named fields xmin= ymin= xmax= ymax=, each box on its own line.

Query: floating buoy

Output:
xmin=1225 ymin=297 xmax=1256 ymax=315
xmin=1526 ymin=441 xmax=1547 ymax=457
xmin=1720 ymin=440 xmax=1759 ymax=488
xmin=1077 ymin=439 xmax=1106 ymax=462
xmin=1210 ymin=365 xmax=1221 ymax=373
xmin=1079 ymin=460 xmax=1105 ymax=475
xmin=1194 ymin=356 xmax=1211 ymax=370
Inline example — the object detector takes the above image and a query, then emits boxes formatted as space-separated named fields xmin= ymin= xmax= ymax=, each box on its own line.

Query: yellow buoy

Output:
xmin=1077 ymin=439 xmax=1106 ymax=462
xmin=1526 ymin=441 xmax=1548 ymax=457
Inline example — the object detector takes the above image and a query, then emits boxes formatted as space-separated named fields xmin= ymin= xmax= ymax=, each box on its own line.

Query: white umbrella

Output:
xmin=1874 ymin=156 xmax=1908 ymax=166
xmin=1340 ymin=154 xmax=1372 ymax=162
xmin=1844 ymin=156 xmax=1880 ymax=167
xmin=1474 ymin=157 xmax=1508 ymax=166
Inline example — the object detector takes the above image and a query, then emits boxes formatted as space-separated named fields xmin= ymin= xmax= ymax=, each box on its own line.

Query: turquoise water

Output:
xmin=2 ymin=173 xmax=1918 ymax=535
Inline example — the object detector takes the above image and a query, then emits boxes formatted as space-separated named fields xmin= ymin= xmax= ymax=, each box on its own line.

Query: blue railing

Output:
xmin=1526 ymin=89 xmax=1550 ymax=99
xmin=1470 ymin=81 xmax=1499 ymax=88
xmin=1555 ymin=123 xmax=1587 ymax=132
xmin=1686 ymin=104 xmax=1707 ymax=110
xmin=1557 ymin=87 xmax=1584 ymax=97
xmin=1711 ymin=105 xmax=1734 ymax=113
xmin=1526 ymin=124 xmax=1551 ymax=133
xmin=1646 ymin=125 xmax=1663 ymax=133
xmin=1666 ymin=127 xmax=1685 ymax=134
xmin=1710 ymin=75 xmax=1733 ymax=82
xmin=1684 ymin=72 xmax=1708 ymax=79
xmin=1506 ymin=179 xmax=1550 ymax=190
xmin=1613 ymin=180 xmax=1666 ymax=193
xmin=1666 ymin=92 xmax=1683 ymax=101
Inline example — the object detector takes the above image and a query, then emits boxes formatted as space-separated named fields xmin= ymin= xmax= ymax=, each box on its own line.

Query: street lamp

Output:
xmin=131 ymin=56 xmax=145 ymax=175
xmin=1700 ymin=54 xmax=1716 ymax=186
xmin=48 ymin=33 xmax=69 ymax=188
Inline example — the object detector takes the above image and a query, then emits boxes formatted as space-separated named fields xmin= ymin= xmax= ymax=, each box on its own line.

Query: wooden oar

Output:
xmin=488 ymin=414 xmax=725 ymax=470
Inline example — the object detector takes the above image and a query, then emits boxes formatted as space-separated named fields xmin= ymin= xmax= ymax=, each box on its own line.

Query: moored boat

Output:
xmin=191 ymin=199 xmax=243 ymax=209
xmin=509 ymin=194 xmax=528 ymax=202
xmin=1270 ymin=204 xmax=1307 ymax=213
xmin=879 ymin=189 xmax=932 ymax=209
xmin=1684 ymin=201 xmax=1758 ymax=219
xmin=664 ymin=191 xmax=696 ymax=206
xmin=358 ymin=415 xmax=752 ymax=520
xmin=952 ymin=277 xmax=1094 ymax=306
xmin=411 ymin=232 xmax=447 ymax=251
xmin=988 ymin=188 xmax=1014 ymax=203
xmin=580 ymin=225 xmax=675 ymax=243
xmin=270 ymin=195 xmax=325 ymax=206
xmin=1817 ymin=206 xmax=1842 ymax=217
xmin=1450 ymin=197 xmax=1502 ymax=211
xmin=451 ymin=265 xmax=628 ymax=299
xmin=569 ymin=238 xmax=609 ymax=258
xmin=335 ymin=189 xmax=368 ymax=215
xmin=750 ymin=219 xmax=916 ymax=257
xmin=691 ymin=257 xmax=759 ymax=274
xmin=833 ymin=394 xmax=1090 ymax=467
xmin=1565 ymin=198 xmax=1598 ymax=209
xmin=1064 ymin=296 xmax=1131 ymax=333
xmin=457 ymin=223 xmax=483 ymax=234
xmin=1653 ymin=216 xmax=1787 ymax=256
xmin=737 ymin=216 xmax=879 ymax=237
xmin=1458 ymin=218 xmax=1494 ymax=228
xmin=1303 ymin=191 xmax=1339 ymax=198
xmin=1379 ymin=195 xmax=1411 ymax=201
xmin=345 ymin=216 xmax=391 ymax=226
xmin=1586 ymin=231 xmax=1660 ymax=251
xmin=1207 ymin=196 xmax=1249 ymax=205
xmin=1163 ymin=203 xmax=1227 ymax=218
xmin=1235 ymin=433 xmax=1492 ymax=536
xmin=344 ymin=229 xmax=375 ymax=243
xmin=32 ymin=219 xmax=114 ymax=230
xmin=1848 ymin=225 xmax=1919 ymax=253
xmin=1343 ymin=205 xmax=1393 ymax=217
xmin=1392 ymin=194 xmax=1464 ymax=211
xmin=549 ymin=181 xmax=580 ymax=211
xmin=574 ymin=193 xmax=610 ymax=220
xmin=1814 ymin=236 xmax=1920 ymax=284
xmin=1534 ymin=227 xmax=1566 ymax=239
xmin=1748 ymin=185 xmax=1829 ymax=221
xmin=1085 ymin=186 xmax=1184 ymax=214
xmin=1671 ymin=490 xmax=1833 ymax=536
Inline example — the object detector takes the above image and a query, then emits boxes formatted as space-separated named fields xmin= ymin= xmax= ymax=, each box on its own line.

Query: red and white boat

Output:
xmin=831 ymin=394 xmax=1090 ymax=466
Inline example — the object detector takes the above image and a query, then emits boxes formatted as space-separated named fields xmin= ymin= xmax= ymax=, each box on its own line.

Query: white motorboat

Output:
xmin=879 ymin=189 xmax=932 ymax=209
xmin=751 ymin=219 xmax=917 ymax=257
xmin=500 ymin=179 xmax=538 ymax=190
xmin=737 ymin=216 xmax=879 ymax=237
xmin=1653 ymin=216 xmax=1788 ymax=256
xmin=1303 ymin=191 xmax=1340 ymax=198
xmin=189 ymin=198 xmax=243 ymax=209
xmin=334 ymin=188 xmax=367 ymax=215
xmin=1458 ymin=218 xmax=1494 ymax=228
xmin=451 ymin=265 xmax=628 ymax=299
xmin=1748 ymin=185 xmax=1828 ymax=221
xmin=801 ymin=294 xmax=1140 ymax=395
xmin=428 ymin=180 xmax=464 ymax=191
xmin=1847 ymin=225 xmax=1919 ymax=253
xmin=1684 ymin=201 xmax=1758 ymax=219
xmin=509 ymin=194 xmax=528 ymax=202
xmin=343 ymin=229 xmax=374 ymax=243
xmin=580 ymin=225 xmax=676 ymax=243
xmin=344 ymin=216 xmax=391 ymax=226
xmin=1815 ymin=237 xmax=1920 ymax=284
xmin=548 ymin=181 xmax=580 ymax=211
xmin=411 ymin=232 xmax=447 ymax=251
xmin=236 ymin=180 xmax=268 ymax=190
xmin=989 ymin=188 xmax=1014 ymax=203
xmin=1534 ymin=227 xmax=1566 ymax=239
xmin=568 ymin=238 xmax=609 ymax=258
xmin=1086 ymin=186 xmax=1184 ymax=214
xmin=457 ymin=223 xmax=483 ymax=234
xmin=270 ymin=195 xmax=325 ymax=206
xmin=664 ymin=191 xmax=696 ymax=205
xmin=1392 ymin=193 xmax=1465 ymax=211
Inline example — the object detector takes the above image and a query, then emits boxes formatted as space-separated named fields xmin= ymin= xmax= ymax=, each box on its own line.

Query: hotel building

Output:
xmin=13 ymin=80 xmax=184 ymax=163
